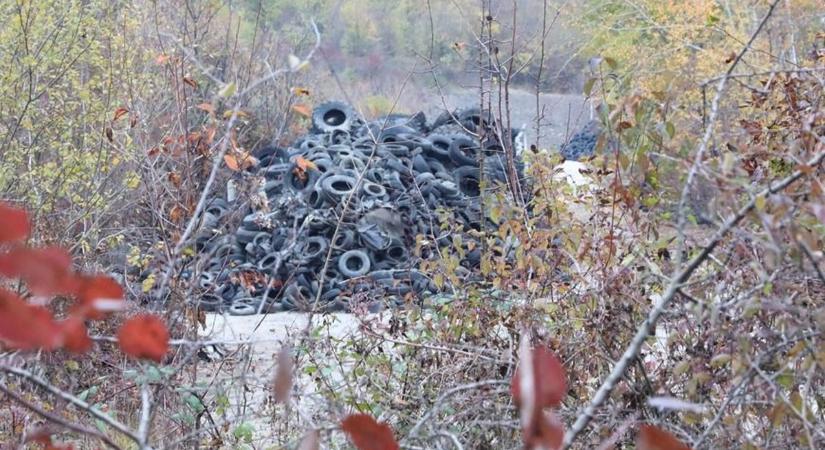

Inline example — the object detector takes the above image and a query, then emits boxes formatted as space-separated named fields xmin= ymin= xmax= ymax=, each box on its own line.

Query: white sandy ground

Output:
xmin=193 ymin=312 xmax=365 ymax=447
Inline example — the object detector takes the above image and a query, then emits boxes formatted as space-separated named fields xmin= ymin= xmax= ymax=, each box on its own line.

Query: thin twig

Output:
xmin=0 ymin=383 xmax=124 ymax=450
xmin=154 ymin=20 xmax=322 ymax=308
xmin=675 ymin=0 xmax=783 ymax=267
xmin=562 ymin=146 xmax=825 ymax=448
xmin=0 ymin=364 xmax=141 ymax=445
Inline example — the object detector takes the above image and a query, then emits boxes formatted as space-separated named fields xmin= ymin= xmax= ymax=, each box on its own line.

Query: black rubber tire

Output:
xmin=338 ymin=250 xmax=371 ymax=278
xmin=425 ymin=134 xmax=456 ymax=163
xmin=320 ymin=174 xmax=357 ymax=202
xmin=449 ymin=135 xmax=481 ymax=167
xmin=384 ymin=244 xmax=408 ymax=264
xmin=218 ymin=283 xmax=239 ymax=302
xmin=299 ymin=236 xmax=328 ymax=261
xmin=285 ymin=162 xmax=320 ymax=192
xmin=312 ymin=101 xmax=356 ymax=133
xmin=197 ymin=294 xmax=223 ymax=312
xmin=257 ymin=252 xmax=280 ymax=273
xmin=228 ymin=300 xmax=257 ymax=316
xmin=235 ymin=227 xmax=261 ymax=245
xmin=253 ymin=145 xmax=288 ymax=167
xmin=332 ymin=229 xmax=356 ymax=249
xmin=454 ymin=166 xmax=481 ymax=197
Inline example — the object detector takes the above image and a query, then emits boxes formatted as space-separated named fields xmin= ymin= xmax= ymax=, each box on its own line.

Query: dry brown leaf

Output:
xmin=168 ymin=172 xmax=182 ymax=188
xmin=637 ymin=424 xmax=692 ymax=450
xmin=292 ymin=104 xmax=312 ymax=118
xmin=292 ymin=87 xmax=311 ymax=96
xmin=273 ymin=345 xmax=293 ymax=403
xmin=196 ymin=103 xmax=215 ymax=114
xmin=182 ymin=76 xmax=198 ymax=89
xmin=169 ymin=205 xmax=184 ymax=223
xmin=294 ymin=155 xmax=317 ymax=172
xmin=104 ymin=127 xmax=114 ymax=143
xmin=112 ymin=107 xmax=129 ymax=122
xmin=224 ymin=154 xmax=241 ymax=172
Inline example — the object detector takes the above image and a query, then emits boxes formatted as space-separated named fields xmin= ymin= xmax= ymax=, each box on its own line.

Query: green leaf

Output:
xmin=77 ymin=385 xmax=98 ymax=402
xmin=710 ymin=353 xmax=731 ymax=368
xmin=776 ymin=371 xmax=794 ymax=390
xmin=583 ymin=77 xmax=597 ymax=96
xmin=665 ymin=122 xmax=675 ymax=139
xmin=219 ymin=82 xmax=236 ymax=98
xmin=233 ymin=422 xmax=255 ymax=443
xmin=184 ymin=393 xmax=205 ymax=414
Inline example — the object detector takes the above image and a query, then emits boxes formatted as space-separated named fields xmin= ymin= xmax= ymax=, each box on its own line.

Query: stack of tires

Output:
xmin=195 ymin=101 xmax=525 ymax=314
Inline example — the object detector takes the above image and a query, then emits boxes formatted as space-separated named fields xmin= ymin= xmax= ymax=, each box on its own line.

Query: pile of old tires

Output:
xmin=194 ymin=101 xmax=524 ymax=314
xmin=560 ymin=120 xmax=603 ymax=161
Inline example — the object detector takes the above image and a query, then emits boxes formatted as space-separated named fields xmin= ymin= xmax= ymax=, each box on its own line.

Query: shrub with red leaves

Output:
xmin=117 ymin=313 xmax=170 ymax=362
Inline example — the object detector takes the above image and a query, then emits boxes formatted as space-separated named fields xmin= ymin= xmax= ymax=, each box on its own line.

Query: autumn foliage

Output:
xmin=338 ymin=345 xmax=692 ymax=450
xmin=341 ymin=414 xmax=400 ymax=450
xmin=0 ymin=203 xmax=168 ymax=361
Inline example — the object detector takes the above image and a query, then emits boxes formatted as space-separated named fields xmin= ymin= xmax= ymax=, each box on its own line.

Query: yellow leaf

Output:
xmin=141 ymin=273 xmax=156 ymax=293
xmin=292 ymin=87 xmax=311 ymax=96
xmin=755 ymin=194 xmax=766 ymax=211
xmin=223 ymin=109 xmax=249 ymax=120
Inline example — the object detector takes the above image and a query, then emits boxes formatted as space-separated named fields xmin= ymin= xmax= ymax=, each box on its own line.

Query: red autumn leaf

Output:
xmin=637 ymin=424 xmax=692 ymax=450
xmin=0 ymin=288 xmax=63 ymax=350
xmin=0 ymin=246 xmax=77 ymax=296
xmin=341 ymin=414 xmax=400 ymax=450
xmin=118 ymin=314 xmax=170 ymax=363
xmin=27 ymin=428 xmax=76 ymax=450
xmin=273 ymin=345 xmax=294 ymax=403
xmin=74 ymin=275 xmax=125 ymax=320
xmin=60 ymin=317 xmax=92 ymax=353
xmin=525 ymin=410 xmax=565 ymax=450
xmin=0 ymin=203 xmax=30 ymax=243
xmin=112 ymin=107 xmax=129 ymax=122
xmin=512 ymin=346 xmax=567 ymax=408
xmin=155 ymin=53 xmax=170 ymax=65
